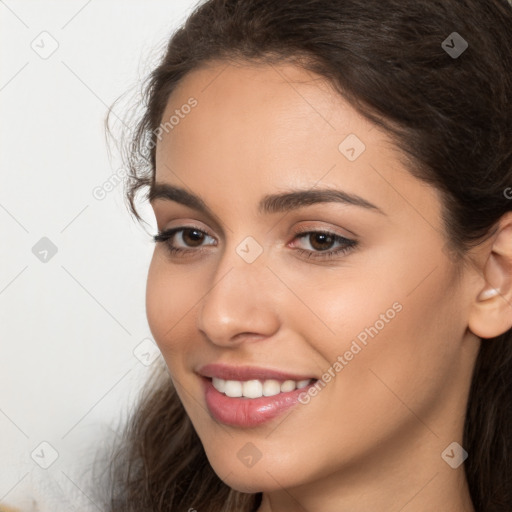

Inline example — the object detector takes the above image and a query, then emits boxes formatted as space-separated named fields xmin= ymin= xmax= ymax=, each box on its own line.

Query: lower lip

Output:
xmin=202 ymin=377 xmax=316 ymax=427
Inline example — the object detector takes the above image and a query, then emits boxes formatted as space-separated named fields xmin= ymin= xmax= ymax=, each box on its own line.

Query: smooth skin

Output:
xmin=146 ymin=60 xmax=512 ymax=512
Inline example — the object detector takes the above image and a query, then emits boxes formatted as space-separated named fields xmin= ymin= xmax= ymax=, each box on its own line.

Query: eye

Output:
xmin=153 ymin=225 xmax=358 ymax=261
xmin=153 ymin=226 xmax=216 ymax=257
xmin=290 ymin=229 xmax=357 ymax=260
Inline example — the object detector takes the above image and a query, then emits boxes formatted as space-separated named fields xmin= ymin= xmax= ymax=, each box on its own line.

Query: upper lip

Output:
xmin=197 ymin=363 xmax=316 ymax=382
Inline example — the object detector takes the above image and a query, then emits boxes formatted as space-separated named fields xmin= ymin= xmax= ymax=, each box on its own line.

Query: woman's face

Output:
xmin=147 ymin=61 xmax=480 ymax=496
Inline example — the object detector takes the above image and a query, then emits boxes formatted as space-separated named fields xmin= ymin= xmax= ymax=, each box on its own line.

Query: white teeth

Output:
xmin=262 ymin=379 xmax=281 ymax=397
xmin=280 ymin=380 xmax=296 ymax=392
xmin=211 ymin=377 xmax=313 ymax=398
xmin=212 ymin=377 xmax=226 ymax=393
xmin=242 ymin=379 xmax=263 ymax=398
xmin=224 ymin=380 xmax=243 ymax=397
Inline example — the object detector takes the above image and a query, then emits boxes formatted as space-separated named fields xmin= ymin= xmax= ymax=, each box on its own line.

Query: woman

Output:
xmin=99 ymin=0 xmax=512 ymax=511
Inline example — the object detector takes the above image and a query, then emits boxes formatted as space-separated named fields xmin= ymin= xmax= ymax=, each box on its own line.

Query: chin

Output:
xmin=206 ymin=454 xmax=303 ymax=494
xmin=218 ymin=471 xmax=283 ymax=494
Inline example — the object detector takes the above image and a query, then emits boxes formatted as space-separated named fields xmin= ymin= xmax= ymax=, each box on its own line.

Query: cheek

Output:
xmin=301 ymin=255 xmax=462 ymax=408
xmin=145 ymin=255 xmax=168 ymax=343
xmin=283 ymin=264 xmax=405 ymax=361
xmin=145 ymin=253 xmax=197 ymax=361
xmin=351 ymin=295 xmax=461 ymax=450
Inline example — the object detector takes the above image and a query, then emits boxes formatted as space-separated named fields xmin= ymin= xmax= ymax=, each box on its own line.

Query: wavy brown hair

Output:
xmin=95 ymin=0 xmax=512 ymax=510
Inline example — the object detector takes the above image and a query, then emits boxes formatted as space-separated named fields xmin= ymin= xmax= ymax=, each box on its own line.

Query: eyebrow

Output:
xmin=148 ymin=182 xmax=385 ymax=217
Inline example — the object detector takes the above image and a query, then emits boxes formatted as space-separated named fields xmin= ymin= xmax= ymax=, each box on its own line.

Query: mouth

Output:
xmin=197 ymin=364 xmax=319 ymax=427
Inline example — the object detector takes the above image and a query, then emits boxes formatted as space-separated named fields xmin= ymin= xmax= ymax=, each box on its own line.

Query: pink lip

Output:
xmin=197 ymin=363 xmax=315 ymax=382
xmin=197 ymin=364 xmax=317 ymax=428
xmin=202 ymin=378 xmax=316 ymax=427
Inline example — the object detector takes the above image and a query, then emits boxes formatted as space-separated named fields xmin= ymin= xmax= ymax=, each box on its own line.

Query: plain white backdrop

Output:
xmin=0 ymin=1 xmax=199 ymax=509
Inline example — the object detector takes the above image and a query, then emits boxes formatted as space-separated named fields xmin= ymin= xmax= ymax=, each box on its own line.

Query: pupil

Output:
xmin=311 ymin=233 xmax=334 ymax=251
xmin=184 ymin=229 xmax=203 ymax=246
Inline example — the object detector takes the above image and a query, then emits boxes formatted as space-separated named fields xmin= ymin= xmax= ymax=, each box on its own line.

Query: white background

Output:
xmin=0 ymin=1 xmax=198 ymax=509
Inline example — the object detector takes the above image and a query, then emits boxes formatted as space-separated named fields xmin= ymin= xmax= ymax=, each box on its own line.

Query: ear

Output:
xmin=468 ymin=212 xmax=512 ymax=339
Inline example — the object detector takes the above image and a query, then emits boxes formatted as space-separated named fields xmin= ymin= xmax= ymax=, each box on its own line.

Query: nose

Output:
xmin=196 ymin=245 xmax=280 ymax=347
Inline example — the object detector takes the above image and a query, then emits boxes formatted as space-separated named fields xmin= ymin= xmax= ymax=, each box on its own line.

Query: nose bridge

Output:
xmin=196 ymin=234 xmax=280 ymax=345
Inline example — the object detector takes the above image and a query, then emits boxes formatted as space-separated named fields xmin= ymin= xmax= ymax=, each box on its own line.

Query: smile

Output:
xmin=196 ymin=363 xmax=319 ymax=427
xmin=212 ymin=377 xmax=313 ymax=398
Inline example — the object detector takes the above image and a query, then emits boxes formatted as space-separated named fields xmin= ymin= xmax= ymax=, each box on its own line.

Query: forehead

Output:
xmin=160 ymin=61 xmax=369 ymax=139
xmin=153 ymin=60 xmax=436 ymax=221
xmin=157 ymin=62 xmax=376 ymax=170
xmin=168 ymin=60 xmax=342 ymax=116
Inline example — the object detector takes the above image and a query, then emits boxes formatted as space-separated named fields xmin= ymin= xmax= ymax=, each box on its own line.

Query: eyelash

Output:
xmin=153 ymin=225 xmax=357 ymax=261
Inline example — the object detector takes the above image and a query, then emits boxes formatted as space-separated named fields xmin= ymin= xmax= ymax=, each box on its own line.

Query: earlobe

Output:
xmin=468 ymin=215 xmax=512 ymax=339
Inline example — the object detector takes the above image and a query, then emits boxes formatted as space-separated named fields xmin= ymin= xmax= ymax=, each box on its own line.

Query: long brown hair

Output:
xmin=96 ymin=1 xmax=512 ymax=510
